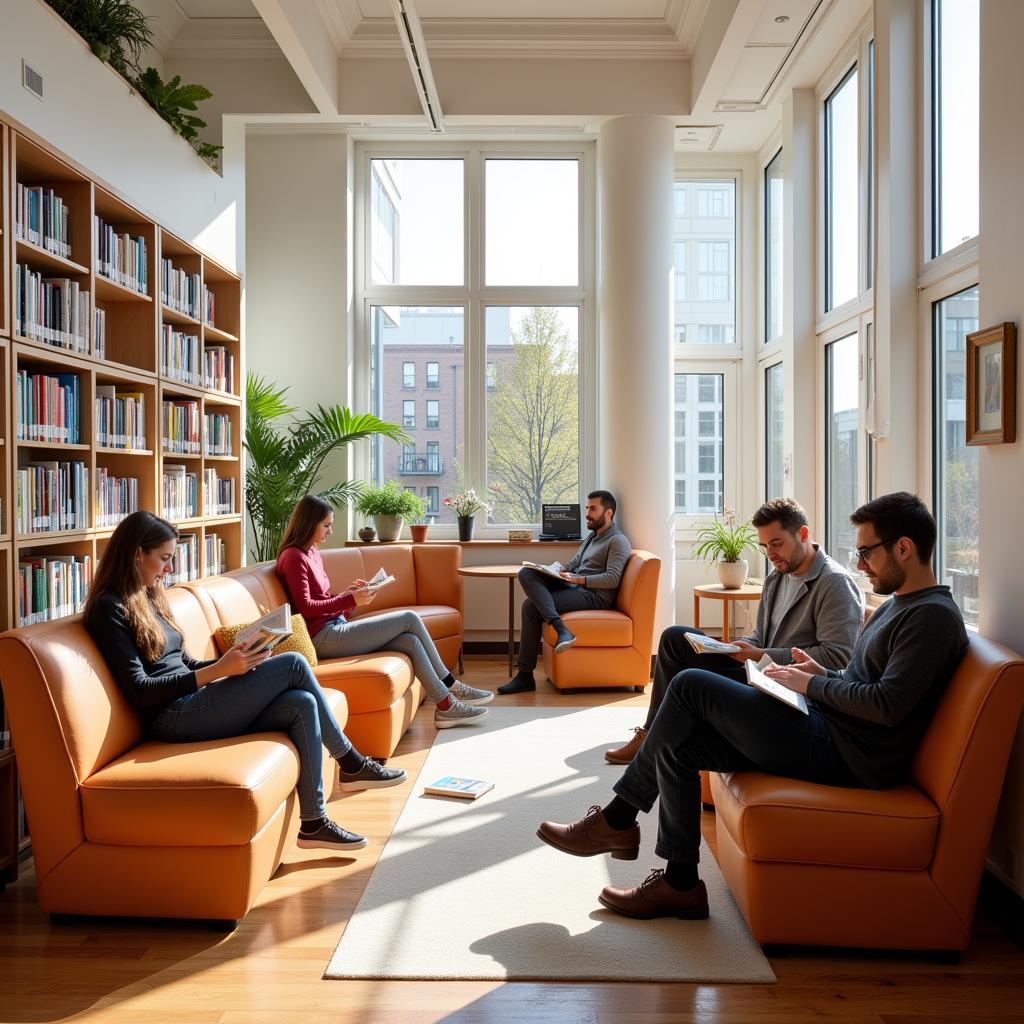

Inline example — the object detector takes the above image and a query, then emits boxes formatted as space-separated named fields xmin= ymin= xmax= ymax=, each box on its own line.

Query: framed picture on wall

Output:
xmin=966 ymin=322 xmax=1016 ymax=445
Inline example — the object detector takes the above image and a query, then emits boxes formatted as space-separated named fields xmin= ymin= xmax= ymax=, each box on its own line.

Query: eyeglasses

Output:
xmin=854 ymin=538 xmax=895 ymax=562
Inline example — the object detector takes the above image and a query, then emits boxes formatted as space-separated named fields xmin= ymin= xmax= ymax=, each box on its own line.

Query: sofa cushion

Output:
xmin=544 ymin=610 xmax=633 ymax=647
xmin=314 ymin=653 xmax=415 ymax=715
xmin=165 ymin=586 xmax=220 ymax=662
xmin=715 ymin=771 xmax=940 ymax=871
xmin=180 ymin=574 xmax=269 ymax=634
xmin=339 ymin=546 xmax=418 ymax=609
xmin=214 ymin=612 xmax=319 ymax=666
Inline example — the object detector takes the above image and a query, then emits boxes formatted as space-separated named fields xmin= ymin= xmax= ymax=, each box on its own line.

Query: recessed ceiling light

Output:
xmin=775 ymin=15 xmax=790 ymax=23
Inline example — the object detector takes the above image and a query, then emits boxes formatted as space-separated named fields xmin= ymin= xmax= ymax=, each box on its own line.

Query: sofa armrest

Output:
xmin=412 ymin=544 xmax=463 ymax=614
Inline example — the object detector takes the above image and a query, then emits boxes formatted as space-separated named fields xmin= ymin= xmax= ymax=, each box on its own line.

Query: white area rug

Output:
xmin=325 ymin=706 xmax=776 ymax=982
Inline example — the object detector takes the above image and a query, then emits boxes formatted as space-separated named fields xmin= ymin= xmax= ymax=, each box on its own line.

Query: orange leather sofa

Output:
xmin=711 ymin=633 xmax=1024 ymax=952
xmin=541 ymin=551 xmax=660 ymax=691
xmin=0 ymin=586 xmax=343 ymax=926
xmin=180 ymin=543 xmax=463 ymax=758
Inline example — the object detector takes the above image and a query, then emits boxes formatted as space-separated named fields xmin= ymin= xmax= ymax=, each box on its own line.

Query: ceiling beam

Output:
xmin=689 ymin=0 xmax=762 ymax=117
xmin=250 ymin=0 xmax=338 ymax=115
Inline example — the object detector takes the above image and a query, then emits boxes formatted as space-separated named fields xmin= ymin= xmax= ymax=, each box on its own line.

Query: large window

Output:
xmin=674 ymin=373 xmax=724 ymax=515
xmin=673 ymin=179 xmax=736 ymax=346
xmin=934 ymin=285 xmax=979 ymax=624
xmin=931 ymin=0 xmax=979 ymax=257
xmin=826 ymin=333 xmax=860 ymax=569
xmin=825 ymin=68 xmax=859 ymax=311
xmin=765 ymin=149 xmax=784 ymax=343
xmin=765 ymin=362 xmax=784 ymax=499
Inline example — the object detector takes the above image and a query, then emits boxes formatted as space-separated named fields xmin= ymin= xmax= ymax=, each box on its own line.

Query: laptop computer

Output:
xmin=539 ymin=503 xmax=582 ymax=541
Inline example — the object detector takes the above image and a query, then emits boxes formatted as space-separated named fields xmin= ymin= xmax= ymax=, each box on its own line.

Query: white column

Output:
xmin=598 ymin=116 xmax=676 ymax=636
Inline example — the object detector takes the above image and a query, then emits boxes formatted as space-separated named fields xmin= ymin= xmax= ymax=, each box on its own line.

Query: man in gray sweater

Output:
xmin=499 ymin=490 xmax=632 ymax=694
xmin=606 ymin=497 xmax=863 ymax=763
xmin=538 ymin=493 xmax=968 ymax=921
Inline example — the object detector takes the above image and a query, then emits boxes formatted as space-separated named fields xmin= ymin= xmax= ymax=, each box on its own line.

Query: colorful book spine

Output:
xmin=162 ymin=465 xmax=198 ymax=521
xmin=159 ymin=259 xmax=201 ymax=319
xmin=160 ymin=325 xmax=202 ymax=386
xmin=16 ymin=371 xmax=81 ymax=444
xmin=17 ymin=554 xmax=92 ymax=626
xmin=14 ymin=184 xmax=72 ymax=259
xmin=203 ymin=533 xmax=226 ymax=577
xmin=94 ymin=215 xmax=148 ymax=293
xmin=15 ymin=461 xmax=88 ymax=534
xmin=203 ymin=470 xmax=236 ymax=516
xmin=203 ymin=412 xmax=233 ymax=456
xmin=161 ymin=400 xmax=201 ymax=454
xmin=167 ymin=532 xmax=199 ymax=584
xmin=14 ymin=264 xmax=90 ymax=352
xmin=203 ymin=284 xmax=216 ymax=327
xmin=95 ymin=388 xmax=146 ymax=449
xmin=95 ymin=468 xmax=139 ymax=528
xmin=202 ymin=346 xmax=235 ymax=393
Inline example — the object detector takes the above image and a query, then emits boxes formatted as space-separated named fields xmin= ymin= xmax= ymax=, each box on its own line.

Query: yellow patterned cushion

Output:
xmin=213 ymin=612 xmax=318 ymax=667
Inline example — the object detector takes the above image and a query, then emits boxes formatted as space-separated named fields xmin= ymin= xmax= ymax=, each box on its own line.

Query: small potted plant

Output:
xmin=409 ymin=513 xmax=431 ymax=544
xmin=691 ymin=506 xmax=759 ymax=589
xmin=443 ymin=489 xmax=493 ymax=542
xmin=355 ymin=481 xmax=424 ymax=542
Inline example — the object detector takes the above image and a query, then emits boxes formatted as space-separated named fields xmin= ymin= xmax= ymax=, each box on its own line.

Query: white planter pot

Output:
xmin=374 ymin=514 xmax=404 ymax=542
xmin=717 ymin=559 xmax=748 ymax=590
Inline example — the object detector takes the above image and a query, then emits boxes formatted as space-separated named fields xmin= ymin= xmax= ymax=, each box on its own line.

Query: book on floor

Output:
xmin=350 ymin=566 xmax=396 ymax=593
xmin=423 ymin=776 xmax=494 ymax=800
xmin=685 ymin=632 xmax=740 ymax=655
xmin=236 ymin=604 xmax=292 ymax=654
xmin=745 ymin=655 xmax=809 ymax=714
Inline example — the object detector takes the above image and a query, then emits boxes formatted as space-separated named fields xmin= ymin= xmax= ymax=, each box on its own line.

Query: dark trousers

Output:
xmin=644 ymin=625 xmax=747 ymax=729
xmin=614 ymin=668 xmax=861 ymax=865
xmin=516 ymin=566 xmax=604 ymax=672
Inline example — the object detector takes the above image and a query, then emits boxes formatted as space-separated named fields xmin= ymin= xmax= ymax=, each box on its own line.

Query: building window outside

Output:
xmin=765 ymin=148 xmax=784 ymax=342
xmin=697 ymin=325 xmax=729 ymax=344
xmin=674 ymin=187 xmax=687 ymax=217
xmin=698 ymin=443 xmax=717 ymax=474
xmin=697 ymin=241 xmax=730 ymax=302
xmin=675 ymin=326 xmax=688 ymax=344
xmin=765 ymin=362 xmax=785 ymax=500
xmin=698 ymin=410 xmax=716 ymax=437
xmin=675 ymin=480 xmax=686 ymax=509
xmin=674 ymin=373 xmax=724 ymax=515
xmin=674 ymin=241 xmax=687 ymax=302
xmin=402 ymin=361 xmax=415 ymax=388
xmin=370 ymin=164 xmax=397 ymax=285
xmin=698 ymin=374 xmax=718 ymax=403
xmin=931 ymin=0 xmax=979 ymax=257
xmin=486 ymin=362 xmax=497 ymax=391
xmin=698 ymin=187 xmax=733 ymax=218
xmin=426 ymin=399 xmax=440 ymax=428
xmin=698 ymin=479 xmax=719 ymax=511
xmin=825 ymin=67 xmax=859 ymax=311
xmin=934 ymin=284 xmax=979 ymax=624
xmin=426 ymin=361 xmax=439 ymax=388
xmin=402 ymin=399 xmax=416 ymax=428
xmin=426 ymin=486 xmax=440 ymax=515
xmin=826 ymin=332 xmax=860 ymax=569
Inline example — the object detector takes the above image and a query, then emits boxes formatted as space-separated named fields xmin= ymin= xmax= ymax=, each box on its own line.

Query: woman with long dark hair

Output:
xmin=276 ymin=495 xmax=492 ymax=728
xmin=84 ymin=510 xmax=405 ymax=853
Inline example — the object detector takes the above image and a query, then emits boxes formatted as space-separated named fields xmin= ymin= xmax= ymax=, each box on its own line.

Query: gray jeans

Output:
xmin=313 ymin=609 xmax=449 ymax=702
xmin=151 ymin=651 xmax=353 ymax=821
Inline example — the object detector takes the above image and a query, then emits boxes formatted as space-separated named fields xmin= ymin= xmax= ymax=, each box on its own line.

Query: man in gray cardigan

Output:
xmin=499 ymin=490 xmax=632 ymax=694
xmin=606 ymin=497 xmax=862 ymax=763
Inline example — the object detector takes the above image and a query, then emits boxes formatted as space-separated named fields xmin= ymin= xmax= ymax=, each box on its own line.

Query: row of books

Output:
xmin=17 ymin=554 xmax=93 ymax=627
xmin=162 ymin=400 xmax=201 ymax=454
xmin=15 ymin=461 xmax=88 ymax=534
xmin=204 ymin=533 xmax=226 ymax=577
xmin=95 ymin=216 xmax=148 ymax=294
xmin=14 ymin=265 xmax=90 ymax=352
xmin=95 ymin=469 xmax=139 ymax=528
xmin=203 ymin=470 xmax=236 ymax=516
xmin=163 ymin=465 xmax=198 ymax=521
xmin=16 ymin=370 xmax=82 ymax=444
xmin=204 ymin=346 xmax=235 ymax=394
xmin=160 ymin=326 xmax=202 ymax=387
xmin=204 ymin=286 xmax=217 ymax=328
xmin=94 ymin=307 xmax=106 ymax=360
xmin=204 ymin=412 xmax=233 ymax=456
xmin=14 ymin=185 xmax=73 ymax=259
xmin=167 ymin=532 xmax=199 ymax=584
xmin=96 ymin=387 xmax=146 ymax=449
xmin=160 ymin=260 xmax=201 ymax=319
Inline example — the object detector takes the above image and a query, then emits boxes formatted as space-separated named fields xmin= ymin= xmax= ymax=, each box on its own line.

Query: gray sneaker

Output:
xmin=448 ymin=680 xmax=495 ymax=705
xmin=435 ymin=696 xmax=489 ymax=729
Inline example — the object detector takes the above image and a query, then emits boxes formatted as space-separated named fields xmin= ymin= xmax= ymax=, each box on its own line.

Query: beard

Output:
xmin=869 ymin=555 xmax=906 ymax=596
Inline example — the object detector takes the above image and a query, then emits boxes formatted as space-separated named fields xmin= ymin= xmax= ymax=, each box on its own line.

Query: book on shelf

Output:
xmin=203 ymin=346 xmax=235 ymax=393
xmin=95 ymin=468 xmax=139 ymax=528
xmin=235 ymin=605 xmax=292 ymax=655
xmin=14 ymin=264 xmax=90 ymax=352
xmin=93 ymin=306 xmax=106 ymax=360
xmin=204 ymin=412 xmax=233 ymax=456
xmin=16 ymin=461 xmax=88 ymax=533
xmin=745 ymin=656 xmax=809 ymax=714
xmin=17 ymin=553 xmax=92 ymax=626
xmin=162 ymin=464 xmax=198 ymax=521
xmin=159 ymin=259 xmax=201 ymax=319
xmin=94 ymin=216 xmax=148 ymax=294
xmin=95 ymin=386 xmax=146 ymax=449
xmin=15 ymin=184 xmax=72 ymax=258
xmin=348 ymin=567 xmax=396 ymax=593
xmin=203 ymin=284 xmax=216 ymax=327
xmin=203 ymin=533 xmax=226 ymax=577
xmin=17 ymin=370 xmax=81 ymax=444
xmin=167 ymin=532 xmax=199 ymax=584
xmin=203 ymin=469 xmax=236 ymax=516
xmin=161 ymin=325 xmax=202 ymax=386
xmin=685 ymin=633 xmax=741 ymax=655
xmin=423 ymin=776 xmax=494 ymax=800
xmin=162 ymin=399 xmax=201 ymax=454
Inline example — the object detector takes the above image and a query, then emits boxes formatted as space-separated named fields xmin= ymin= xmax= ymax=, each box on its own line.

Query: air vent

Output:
xmin=22 ymin=60 xmax=43 ymax=100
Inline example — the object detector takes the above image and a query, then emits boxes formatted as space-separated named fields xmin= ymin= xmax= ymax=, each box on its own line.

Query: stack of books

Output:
xmin=16 ymin=370 xmax=81 ymax=444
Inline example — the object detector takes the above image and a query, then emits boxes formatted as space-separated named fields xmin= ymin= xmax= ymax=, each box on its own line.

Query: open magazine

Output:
xmin=745 ymin=654 xmax=809 ymax=714
xmin=521 ymin=560 xmax=573 ymax=583
xmin=236 ymin=604 xmax=292 ymax=655
xmin=685 ymin=632 xmax=740 ymax=655
xmin=350 ymin=566 xmax=396 ymax=593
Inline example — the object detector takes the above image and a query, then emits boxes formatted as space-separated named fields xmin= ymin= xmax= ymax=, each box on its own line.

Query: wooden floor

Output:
xmin=1 ymin=658 xmax=1022 ymax=1024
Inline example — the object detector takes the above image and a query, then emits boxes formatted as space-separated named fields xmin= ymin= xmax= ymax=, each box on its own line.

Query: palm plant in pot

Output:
xmin=244 ymin=374 xmax=407 ymax=561
xmin=355 ymin=482 xmax=425 ymax=542
xmin=692 ymin=506 xmax=759 ymax=589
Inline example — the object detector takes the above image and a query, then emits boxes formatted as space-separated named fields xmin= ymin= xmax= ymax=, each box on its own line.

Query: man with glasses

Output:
xmin=539 ymin=492 xmax=968 ymax=921
xmin=605 ymin=497 xmax=862 ymax=764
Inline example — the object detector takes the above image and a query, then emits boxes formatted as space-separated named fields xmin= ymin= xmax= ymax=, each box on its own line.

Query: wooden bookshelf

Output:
xmin=0 ymin=110 xmax=245 ymax=876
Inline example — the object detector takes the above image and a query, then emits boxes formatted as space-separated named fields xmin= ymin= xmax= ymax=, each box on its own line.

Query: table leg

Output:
xmin=722 ymin=600 xmax=731 ymax=642
xmin=693 ymin=592 xmax=700 ymax=631
xmin=508 ymin=577 xmax=516 ymax=677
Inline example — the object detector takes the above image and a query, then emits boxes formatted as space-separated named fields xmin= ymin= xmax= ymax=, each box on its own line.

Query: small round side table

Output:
xmin=692 ymin=582 xmax=763 ymax=642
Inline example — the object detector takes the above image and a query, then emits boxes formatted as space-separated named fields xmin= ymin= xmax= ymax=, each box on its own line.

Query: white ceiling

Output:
xmin=173 ymin=0 xmax=259 ymax=16
xmin=354 ymin=0 xmax=675 ymax=17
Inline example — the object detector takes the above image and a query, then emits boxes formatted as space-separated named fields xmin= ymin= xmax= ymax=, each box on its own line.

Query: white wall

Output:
xmin=2 ymin=0 xmax=241 ymax=269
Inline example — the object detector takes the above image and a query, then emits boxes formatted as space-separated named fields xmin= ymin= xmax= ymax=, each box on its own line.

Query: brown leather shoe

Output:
xmin=599 ymin=869 xmax=709 ymax=920
xmin=537 ymin=805 xmax=640 ymax=860
xmin=605 ymin=726 xmax=647 ymax=765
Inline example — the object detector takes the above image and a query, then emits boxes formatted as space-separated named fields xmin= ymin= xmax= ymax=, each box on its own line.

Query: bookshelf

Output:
xmin=0 ymin=110 xmax=245 ymax=881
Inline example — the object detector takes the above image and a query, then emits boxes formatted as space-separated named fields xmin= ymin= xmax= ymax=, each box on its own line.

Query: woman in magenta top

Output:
xmin=275 ymin=495 xmax=493 ymax=729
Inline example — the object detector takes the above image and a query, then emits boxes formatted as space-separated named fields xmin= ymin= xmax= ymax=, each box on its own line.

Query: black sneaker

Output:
xmin=338 ymin=757 xmax=408 ymax=793
xmin=296 ymin=819 xmax=368 ymax=851
xmin=498 ymin=671 xmax=536 ymax=695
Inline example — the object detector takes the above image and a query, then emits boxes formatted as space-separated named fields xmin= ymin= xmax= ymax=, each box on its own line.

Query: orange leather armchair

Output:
xmin=541 ymin=551 xmax=660 ymax=691
xmin=0 ymin=587 xmax=342 ymax=926
xmin=711 ymin=633 xmax=1024 ymax=952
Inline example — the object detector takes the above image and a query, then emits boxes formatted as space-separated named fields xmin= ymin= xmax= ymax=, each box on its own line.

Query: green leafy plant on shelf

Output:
xmin=691 ymin=507 xmax=759 ymax=564
xmin=244 ymin=374 xmax=408 ymax=562
xmin=133 ymin=68 xmax=224 ymax=167
xmin=355 ymin=481 xmax=426 ymax=520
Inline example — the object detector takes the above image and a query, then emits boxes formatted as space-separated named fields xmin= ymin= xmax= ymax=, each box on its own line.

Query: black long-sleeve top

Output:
xmin=86 ymin=590 xmax=217 ymax=728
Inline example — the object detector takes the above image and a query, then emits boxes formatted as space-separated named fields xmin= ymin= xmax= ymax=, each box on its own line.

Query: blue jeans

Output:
xmin=151 ymin=651 xmax=353 ymax=821
xmin=313 ymin=609 xmax=449 ymax=702
xmin=614 ymin=668 xmax=862 ymax=864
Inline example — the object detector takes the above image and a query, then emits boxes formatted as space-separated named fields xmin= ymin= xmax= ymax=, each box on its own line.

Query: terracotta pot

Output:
xmin=410 ymin=524 xmax=429 ymax=543
xmin=717 ymin=559 xmax=749 ymax=590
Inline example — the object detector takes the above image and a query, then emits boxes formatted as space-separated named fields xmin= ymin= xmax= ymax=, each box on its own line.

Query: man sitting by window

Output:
xmin=499 ymin=490 xmax=631 ymax=695
xmin=605 ymin=497 xmax=863 ymax=764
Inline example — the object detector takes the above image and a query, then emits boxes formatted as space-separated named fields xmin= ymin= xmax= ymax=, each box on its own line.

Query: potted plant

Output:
xmin=355 ymin=482 xmax=424 ymax=543
xmin=244 ymin=374 xmax=407 ymax=561
xmin=692 ymin=507 xmax=759 ymax=590
xmin=443 ymin=490 xmax=493 ymax=542
xmin=46 ymin=0 xmax=154 ymax=76
xmin=410 ymin=514 xmax=430 ymax=544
